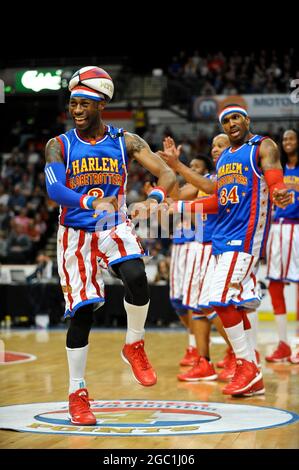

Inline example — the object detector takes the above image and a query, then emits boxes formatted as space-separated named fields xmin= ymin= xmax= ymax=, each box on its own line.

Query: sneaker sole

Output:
xmin=223 ymin=371 xmax=263 ymax=395
xmin=178 ymin=374 xmax=218 ymax=382
xmin=121 ymin=350 xmax=157 ymax=387
xmin=68 ymin=413 xmax=96 ymax=425
xmin=241 ymin=387 xmax=266 ymax=397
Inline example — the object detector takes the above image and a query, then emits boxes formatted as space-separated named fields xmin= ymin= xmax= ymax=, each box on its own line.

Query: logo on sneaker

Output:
xmin=0 ymin=400 xmax=298 ymax=436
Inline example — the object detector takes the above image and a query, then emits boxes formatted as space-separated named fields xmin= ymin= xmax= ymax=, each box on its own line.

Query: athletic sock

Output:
xmin=124 ymin=299 xmax=149 ymax=344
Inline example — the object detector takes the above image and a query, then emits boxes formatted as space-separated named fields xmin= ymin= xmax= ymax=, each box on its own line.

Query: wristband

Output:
xmin=147 ymin=186 xmax=166 ymax=204
xmin=80 ymin=195 xmax=97 ymax=210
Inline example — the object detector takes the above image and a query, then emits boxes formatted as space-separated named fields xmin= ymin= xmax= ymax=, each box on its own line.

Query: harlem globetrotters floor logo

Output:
xmin=0 ymin=400 xmax=298 ymax=436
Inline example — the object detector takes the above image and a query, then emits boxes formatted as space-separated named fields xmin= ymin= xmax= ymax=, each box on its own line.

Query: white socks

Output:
xmin=275 ymin=314 xmax=288 ymax=343
xmin=66 ymin=344 xmax=88 ymax=394
xmin=244 ymin=328 xmax=258 ymax=364
xmin=224 ymin=322 xmax=254 ymax=362
xmin=247 ymin=311 xmax=258 ymax=350
xmin=124 ymin=299 xmax=150 ymax=344
xmin=189 ymin=333 xmax=196 ymax=348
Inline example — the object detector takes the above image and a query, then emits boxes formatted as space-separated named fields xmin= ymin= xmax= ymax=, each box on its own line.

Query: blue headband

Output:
xmin=219 ymin=106 xmax=248 ymax=123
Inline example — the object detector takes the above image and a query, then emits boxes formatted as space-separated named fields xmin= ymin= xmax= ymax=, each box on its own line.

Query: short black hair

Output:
xmin=191 ymin=153 xmax=215 ymax=173
xmin=281 ymin=128 xmax=299 ymax=168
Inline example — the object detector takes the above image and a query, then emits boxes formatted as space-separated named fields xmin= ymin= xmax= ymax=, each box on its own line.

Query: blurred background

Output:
xmin=0 ymin=47 xmax=298 ymax=328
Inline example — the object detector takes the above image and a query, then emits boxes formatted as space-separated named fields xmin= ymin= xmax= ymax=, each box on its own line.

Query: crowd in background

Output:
xmin=0 ymin=141 xmax=57 ymax=265
xmin=0 ymin=113 xmax=295 ymax=279
xmin=1 ymin=47 xmax=298 ymax=281
xmin=167 ymin=48 xmax=299 ymax=95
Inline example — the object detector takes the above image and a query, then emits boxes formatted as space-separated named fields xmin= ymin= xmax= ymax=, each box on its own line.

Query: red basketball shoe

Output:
xmin=216 ymin=347 xmax=234 ymax=368
xmin=218 ymin=353 xmax=236 ymax=381
xmin=231 ymin=377 xmax=265 ymax=397
xmin=121 ymin=340 xmax=157 ymax=386
xmin=179 ymin=346 xmax=200 ymax=366
xmin=265 ymin=341 xmax=291 ymax=362
xmin=177 ymin=357 xmax=218 ymax=382
xmin=222 ymin=358 xmax=262 ymax=395
xmin=68 ymin=388 xmax=96 ymax=425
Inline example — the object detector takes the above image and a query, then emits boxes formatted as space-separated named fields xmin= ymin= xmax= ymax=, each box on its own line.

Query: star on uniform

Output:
xmin=226 ymin=208 xmax=230 ymax=213
xmin=244 ymin=166 xmax=249 ymax=171
xmin=242 ymin=192 xmax=246 ymax=197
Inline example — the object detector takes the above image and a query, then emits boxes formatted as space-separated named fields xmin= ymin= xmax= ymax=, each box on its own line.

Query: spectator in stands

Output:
xmin=133 ymin=100 xmax=148 ymax=137
xmin=168 ymin=56 xmax=182 ymax=79
xmin=0 ymin=185 xmax=9 ymax=206
xmin=6 ymin=222 xmax=32 ymax=264
xmin=0 ymin=205 xmax=10 ymax=233
xmin=0 ymin=230 xmax=8 ymax=262
xmin=143 ymin=121 xmax=162 ymax=152
xmin=26 ymin=252 xmax=53 ymax=282
xmin=8 ymin=186 xmax=26 ymax=212
xmin=13 ymin=208 xmax=31 ymax=234
xmin=154 ymin=259 xmax=170 ymax=284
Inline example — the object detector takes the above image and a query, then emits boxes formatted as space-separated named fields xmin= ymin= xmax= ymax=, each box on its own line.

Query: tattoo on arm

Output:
xmin=125 ymin=132 xmax=149 ymax=158
xmin=45 ymin=138 xmax=64 ymax=163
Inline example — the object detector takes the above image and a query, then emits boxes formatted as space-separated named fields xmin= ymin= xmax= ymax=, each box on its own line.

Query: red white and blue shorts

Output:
xmin=207 ymin=251 xmax=261 ymax=310
xmin=266 ymin=222 xmax=299 ymax=283
xmin=57 ymin=221 xmax=144 ymax=317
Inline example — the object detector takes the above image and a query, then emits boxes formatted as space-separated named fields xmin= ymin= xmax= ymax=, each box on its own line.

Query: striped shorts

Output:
xmin=57 ymin=221 xmax=144 ymax=317
xmin=208 ymin=251 xmax=261 ymax=310
xmin=266 ymin=222 xmax=299 ymax=282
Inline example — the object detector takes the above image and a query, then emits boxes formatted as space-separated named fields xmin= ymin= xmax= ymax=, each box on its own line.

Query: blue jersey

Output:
xmin=56 ymin=125 xmax=128 ymax=232
xmin=274 ymin=164 xmax=299 ymax=221
xmin=172 ymin=174 xmax=217 ymax=244
xmin=212 ymin=135 xmax=271 ymax=257
xmin=195 ymin=174 xmax=217 ymax=243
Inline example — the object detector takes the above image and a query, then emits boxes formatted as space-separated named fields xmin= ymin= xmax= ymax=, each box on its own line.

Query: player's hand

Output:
xmin=130 ymin=198 xmax=159 ymax=220
xmin=157 ymin=136 xmax=182 ymax=170
xmin=92 ymin=195 xmax=118 ymax=212
xmin=272 ymin=188 xmax=292 ymax=208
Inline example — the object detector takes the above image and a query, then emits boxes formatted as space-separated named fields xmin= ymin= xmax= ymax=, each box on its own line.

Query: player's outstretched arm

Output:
xmin=158 ymin=137 xmax=216 ymax=194
xmin=45 ymin=139 xmax=117 ymax=212
xmin=125 ymin=132 xmax=176 ymax=195
xmin=259 ymin=138 xmax=292 ymax=208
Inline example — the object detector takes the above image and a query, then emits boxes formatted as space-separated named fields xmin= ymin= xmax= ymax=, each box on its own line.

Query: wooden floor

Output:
xmin=1 ymin=323 xmax=299 ymax=449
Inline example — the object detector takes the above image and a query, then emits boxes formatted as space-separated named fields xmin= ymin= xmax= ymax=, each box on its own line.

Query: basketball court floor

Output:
xmin=0 ymin=322 xmax=299 ymax=449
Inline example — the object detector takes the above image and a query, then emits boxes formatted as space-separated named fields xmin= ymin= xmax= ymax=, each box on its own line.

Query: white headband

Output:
xmin=219 ymin=106 xmax=248 ymax=124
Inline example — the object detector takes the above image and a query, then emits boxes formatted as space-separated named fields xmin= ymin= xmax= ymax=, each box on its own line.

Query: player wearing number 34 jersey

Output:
xmin=173 ymin=104 xmax=291 ymax=397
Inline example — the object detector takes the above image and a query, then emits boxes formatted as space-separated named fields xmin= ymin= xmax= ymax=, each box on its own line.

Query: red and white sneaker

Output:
xmin=177 ymin=357 xmax=218 ymax=382
xmin=179 ymin=346 xmax=200 ymax=366
xmin=232 ymin=377 xmax=265 ymax=397
xmin=265 ymin=341 xmax=291 ymax=362
xmin=218 ymin=353 xmax=236 ymax=381
xmin=216 ymin=347 xmax=234 ymax=368
xmin=121 ymin=340 xmax=157 ymax=386
xmin=222 ymin=358 xmax=262 ymax=396
xmin=68 ymin=388 xmax=96 ymax=425
xmin=289 ymin=350 xmax=299 ymax=364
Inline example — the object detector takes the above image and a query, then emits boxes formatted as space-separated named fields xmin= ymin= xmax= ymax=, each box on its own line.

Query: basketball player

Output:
xmin=169 ymin=104 xmax=291 ymax=396
xmin=160 ymin=138 xmax=235 ymax=381
xmin=266 ymin=129 xmax=299 ymax=363
xmin=169 ymin=154 xmax=217 ymax=370
xmin=44 ymin=66 xmax=176 ymax=425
